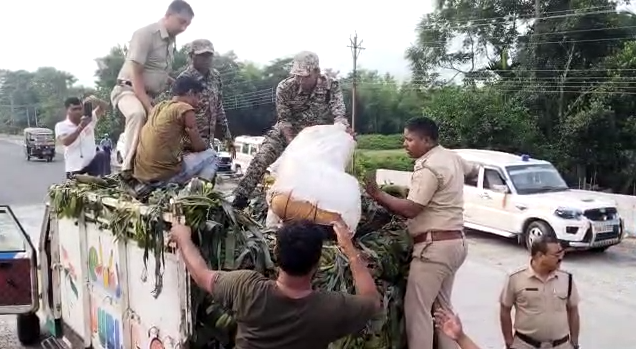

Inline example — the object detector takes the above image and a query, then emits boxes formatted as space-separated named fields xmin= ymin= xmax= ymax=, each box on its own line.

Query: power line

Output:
xmin=416 ymin=5 xmax=624 ymax=32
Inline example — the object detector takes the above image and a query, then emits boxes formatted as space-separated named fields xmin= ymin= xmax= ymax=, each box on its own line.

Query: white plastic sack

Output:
xmin=268 ymin=123 xmax=361 ymax=230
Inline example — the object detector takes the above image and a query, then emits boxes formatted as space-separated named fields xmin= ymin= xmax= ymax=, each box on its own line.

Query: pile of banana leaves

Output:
xmin=48 ymin=176 xmax=412 ymax=349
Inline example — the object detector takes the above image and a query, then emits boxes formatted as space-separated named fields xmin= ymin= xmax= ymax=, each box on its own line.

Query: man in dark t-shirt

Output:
xmin=170 ymin=219 xmax=381 ymax=349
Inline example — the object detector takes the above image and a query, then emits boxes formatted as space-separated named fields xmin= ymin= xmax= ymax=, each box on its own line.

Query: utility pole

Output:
xmin=533 ymin=0 xmax=541 ymax=74
xmin=347 ymin=32 xmax=365 ymax=135
xmin=9 ymin=94 xmax=14 ymax=125
xmin=347 ymin=32 xmax=365 ymax=174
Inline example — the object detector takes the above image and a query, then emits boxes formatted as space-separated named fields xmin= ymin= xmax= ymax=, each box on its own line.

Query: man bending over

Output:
xmin=170 ymin=219 xmax=381 ymax=349
xmin=133 ymin=76 xmax=218 ymax=187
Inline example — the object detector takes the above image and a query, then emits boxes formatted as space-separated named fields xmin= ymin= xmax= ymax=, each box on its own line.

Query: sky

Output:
xmin=0 ymin=0 xmax=434 ymax=87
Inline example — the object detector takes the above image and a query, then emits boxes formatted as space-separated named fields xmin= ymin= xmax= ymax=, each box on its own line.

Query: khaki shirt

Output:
xmin=113 ymin=22 xmax=175 ymax=102
xmin=500 ymin=266 xmax=580 ymax=341
xmin=406 ymin=146 xmax=477 ymax=236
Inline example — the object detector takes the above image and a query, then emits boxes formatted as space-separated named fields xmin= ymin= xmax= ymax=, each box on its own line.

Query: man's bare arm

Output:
xmin=342 ymin=244 xmax=381 ymax=310
xmin=456 ymin=334 xmax=482 ymax=349
xmin=58 ymin=128 xmax=83 ymax=147
xmin=184 ymin=110 xmax=208 ymax=152
xmin=567 ymin=305 xmax=580 ymax=346
xmin=175 ymin=232 xmax=217 ymax=293
xmin=499 ymin=305 xmax=514 ymax=346
xmin=371 ymin=191 xmax=425 ymax=219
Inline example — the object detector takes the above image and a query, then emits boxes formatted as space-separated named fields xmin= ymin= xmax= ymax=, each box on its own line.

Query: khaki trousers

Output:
xmin=113 ymin=90 xmax=147 ymax=171
xmin=405 ymin=238 xmax=467 ymax=349
xmin=511 ymin=336 xmax=573 ymax=349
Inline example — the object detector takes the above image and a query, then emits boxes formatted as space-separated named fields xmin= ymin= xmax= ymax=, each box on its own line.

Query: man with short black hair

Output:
xmin=55 ymin=96 xmax=108 ymax=178
xmin=111 ymin=0 xmax=194 ymax=175
xmin=500 ymin=235 xmax=580 ymax=349
xmin=169 ymin=219 xmax=381 ymax=349
xmin=364 ymin=116 xmax=478 ymax=349
xmin=133 ymin=75 xmax=217 ymax=185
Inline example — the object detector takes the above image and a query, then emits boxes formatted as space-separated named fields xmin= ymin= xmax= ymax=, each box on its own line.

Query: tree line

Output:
xmin=1 ymin=0 xmax=636 ymax=193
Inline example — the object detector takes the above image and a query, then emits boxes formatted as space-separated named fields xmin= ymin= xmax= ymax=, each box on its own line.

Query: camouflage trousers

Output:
xmin=233 ymin=129 xmax=287 ymax=199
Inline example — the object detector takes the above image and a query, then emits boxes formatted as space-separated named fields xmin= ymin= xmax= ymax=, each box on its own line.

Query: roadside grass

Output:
xmin=356 ymin=149 xmax=405 ymax=158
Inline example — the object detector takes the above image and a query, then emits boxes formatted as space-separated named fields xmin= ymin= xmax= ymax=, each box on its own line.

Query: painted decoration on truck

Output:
xmin=90 ymin=302 xmax=123 ymax=349
xmin=88 ymin=236 xmax=122 ymax=298
xmin=61 ymin=246 xmax=79 ymax=298
xmin=61 ymin=246 xmax=79 ymax=319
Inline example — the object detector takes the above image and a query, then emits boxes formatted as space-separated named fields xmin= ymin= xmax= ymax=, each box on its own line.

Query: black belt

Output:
xmin=516 ymin=333 xmax=569 ymax=348
xmin=117 ymin=80 xmax=156 ymax=97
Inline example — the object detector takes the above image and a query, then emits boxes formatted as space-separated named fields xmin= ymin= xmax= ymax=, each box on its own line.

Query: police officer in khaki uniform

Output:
xmin=500 ymin=235 xmax=580 ymax=349
xmin=111 ymin=0 xmax=194 ymax=175
xmin=365 ymin=117 xmax=477 ymax=349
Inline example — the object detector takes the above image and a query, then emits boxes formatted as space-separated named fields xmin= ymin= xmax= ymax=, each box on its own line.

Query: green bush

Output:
xmin=350 ymin=150 xmax=413 ymax=179
xmin=356 ymin=134 xmax=403 ymax=150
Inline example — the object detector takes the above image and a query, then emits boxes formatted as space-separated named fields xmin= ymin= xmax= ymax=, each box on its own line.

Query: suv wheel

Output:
xmin=524 ymin=221 xmax=554 ymax=251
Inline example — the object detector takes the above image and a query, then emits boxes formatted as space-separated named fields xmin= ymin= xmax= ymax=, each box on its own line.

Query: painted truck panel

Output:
xmin=50 ymin=198 xmax=191 ymax=349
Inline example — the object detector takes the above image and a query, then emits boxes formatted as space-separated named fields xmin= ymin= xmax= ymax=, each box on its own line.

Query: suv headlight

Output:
xmin=554 ymin=207 xmax=583 ymax=220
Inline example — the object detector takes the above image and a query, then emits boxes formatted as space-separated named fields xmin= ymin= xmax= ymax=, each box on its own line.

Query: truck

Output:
xmin=1 ymin=178 xmax=409 ymax=349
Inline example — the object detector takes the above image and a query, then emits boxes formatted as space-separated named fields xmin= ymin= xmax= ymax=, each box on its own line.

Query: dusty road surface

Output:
xmin=1 ymin=136 xmax=635 ymax=348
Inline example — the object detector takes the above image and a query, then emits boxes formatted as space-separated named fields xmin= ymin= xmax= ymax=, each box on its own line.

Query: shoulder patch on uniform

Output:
xmin=557 ymin=270 xmax=572 ymax=277
xmin=509 ymin=267 xmax=527 ymax=276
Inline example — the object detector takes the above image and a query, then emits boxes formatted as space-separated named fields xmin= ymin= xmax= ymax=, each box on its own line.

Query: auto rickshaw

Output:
xmin=24 ymin=127 xmax=55 ymax=162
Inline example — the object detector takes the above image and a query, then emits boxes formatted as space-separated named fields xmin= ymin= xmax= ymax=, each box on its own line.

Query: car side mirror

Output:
xmin=491 ymin=184 xmax=509 ymax=193
xmin=0 ymin=206 xmax=39 ymax=314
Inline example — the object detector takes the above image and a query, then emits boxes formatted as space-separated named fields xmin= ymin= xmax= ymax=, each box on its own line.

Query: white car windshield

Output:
xmin=506 ymin=164 xmax=569 ymax=195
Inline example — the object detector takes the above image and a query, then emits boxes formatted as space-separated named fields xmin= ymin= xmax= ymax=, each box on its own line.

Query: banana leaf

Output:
xmin=48 ymin=177 xmax=412 ymax=349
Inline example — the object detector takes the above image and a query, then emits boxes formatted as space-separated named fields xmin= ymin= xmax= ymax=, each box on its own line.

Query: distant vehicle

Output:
xmin=212 ymin=138 xmax=233 ymax=173
xmin=23 ymin=127 xmax=55 ymax=162
xmin=233 ymin=135 xmax=270 ymax=176
xmin=455 ymin=149 xmax=625 ymax=252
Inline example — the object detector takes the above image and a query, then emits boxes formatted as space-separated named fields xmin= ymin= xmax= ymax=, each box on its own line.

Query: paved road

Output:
xmin=0 ymin=140 xmax=65 ymax=205
xmin=0 ymin=139 xmax=63 ymax=348
xmin=1 ymin=138 xmax=635 ymax=348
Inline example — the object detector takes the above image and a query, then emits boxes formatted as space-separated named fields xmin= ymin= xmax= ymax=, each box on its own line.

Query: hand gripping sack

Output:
xmin=267 ymin=124 xmax=361 ymax=230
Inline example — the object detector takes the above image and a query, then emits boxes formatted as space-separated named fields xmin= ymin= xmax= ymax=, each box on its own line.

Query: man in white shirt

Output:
xmin=55 ymin=97 xmax=108 ymax=178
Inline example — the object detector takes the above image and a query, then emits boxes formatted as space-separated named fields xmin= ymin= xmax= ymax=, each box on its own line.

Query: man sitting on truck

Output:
xmin=170 ymin=219 xmax=381 ymax=348
xmin=132 ymin=75 xmax=218 ymax=188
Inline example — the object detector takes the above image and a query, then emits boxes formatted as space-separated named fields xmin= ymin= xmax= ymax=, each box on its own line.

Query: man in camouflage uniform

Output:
xmin=232 ymin=51 xmax=351 ymax=209
xmin=176 ymin=39 xmax=233 ymax=149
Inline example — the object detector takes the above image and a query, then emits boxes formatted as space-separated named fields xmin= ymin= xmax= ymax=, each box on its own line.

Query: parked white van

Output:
xmin=233 ymin=136 xmax=268 ymax=175
xmin=455 ymin=149 xmax=625 ymax=252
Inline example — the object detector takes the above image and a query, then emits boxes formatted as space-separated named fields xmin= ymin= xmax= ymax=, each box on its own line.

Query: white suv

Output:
xmin=456 ymin=149 xmax=624 ymax=252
